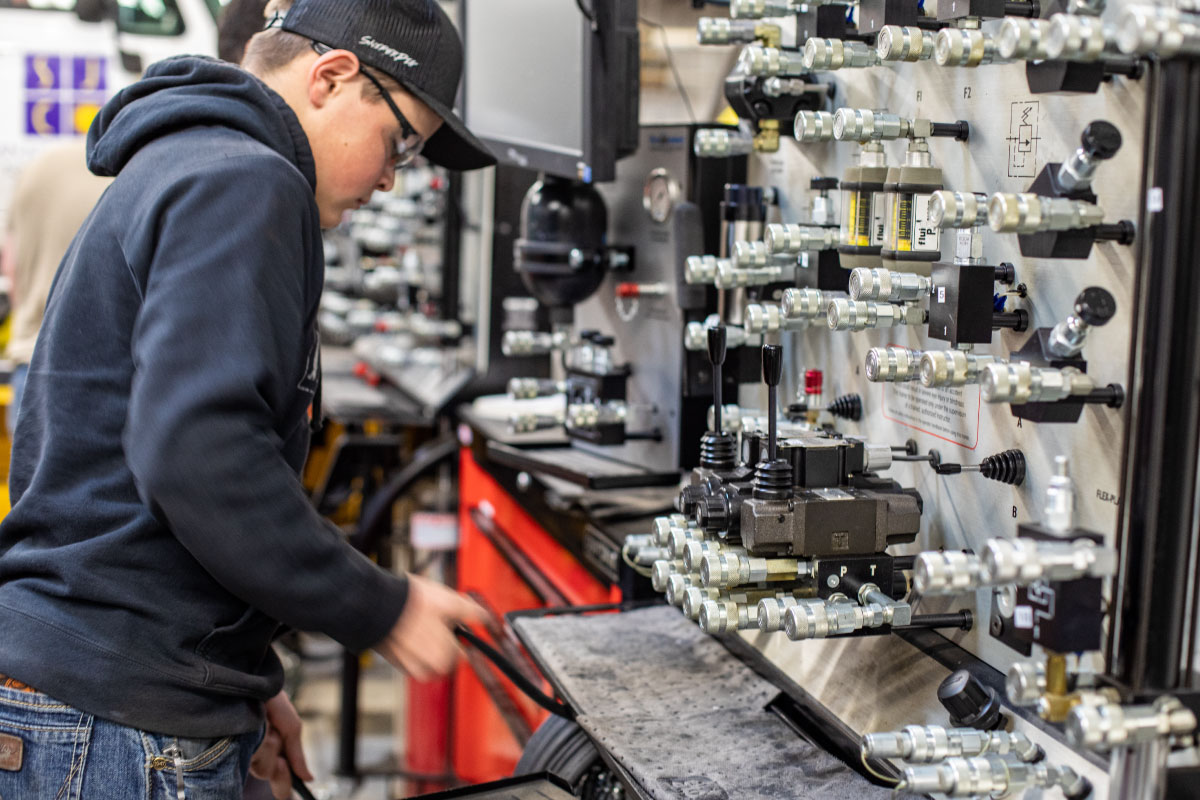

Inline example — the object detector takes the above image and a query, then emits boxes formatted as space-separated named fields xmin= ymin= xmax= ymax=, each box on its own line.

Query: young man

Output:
xmin=0 ymin=0 xmax=496 ymax=797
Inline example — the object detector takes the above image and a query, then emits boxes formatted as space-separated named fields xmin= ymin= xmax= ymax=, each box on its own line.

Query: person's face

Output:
xmin=302 ymin=51 xmax=443 ymax=228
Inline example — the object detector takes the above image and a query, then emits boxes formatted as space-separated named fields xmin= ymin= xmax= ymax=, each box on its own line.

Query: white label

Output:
xmin=912 ymin=193 xmax=941 ymax=253
xmin=954 ymin=228 xmax=974 ymax=262
xmin=411 ymin=512 xmax=459 ymax=550
xmin=1014 ymin=606 xmax=1034 ymax=629
xmin=937 ymin=286 xmax=947 ymax=304
xmin=1147 ymin=187 xmax=1164 ymax=213
xmin=812 ymin=487 xmax=854 ymax=501
xmin=882 ymin=382 xmax=980 ymax=449
xmin=871 ymin=191 xmax=888 ymax=246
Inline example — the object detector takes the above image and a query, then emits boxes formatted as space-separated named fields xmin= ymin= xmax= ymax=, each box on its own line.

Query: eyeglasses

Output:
xmin=310 ymin=41 xmax=425 ymax=168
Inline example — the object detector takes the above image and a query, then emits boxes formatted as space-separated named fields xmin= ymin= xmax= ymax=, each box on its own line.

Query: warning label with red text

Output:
xmin=881 ymin=383 xmax=980 ymax=450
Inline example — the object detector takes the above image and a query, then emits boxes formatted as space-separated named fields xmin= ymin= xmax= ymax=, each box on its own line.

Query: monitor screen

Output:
xmin=464 ymin=0 xmax=584 ymax=160
xmin=462 ymin=0 xmax=638 ymax=183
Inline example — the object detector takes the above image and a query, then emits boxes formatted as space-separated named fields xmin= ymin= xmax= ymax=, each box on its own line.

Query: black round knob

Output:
xmin=1081 ymin=121 xmax=1121 ymax=160
xmin=937 ymin=669 xmax=1003 ymax=731
xmin=707 ymin=325 xmax=727 ymax=367
xmin=579 ymin=329 xmax=600 ymax=342
xmin=697 ymin=492 xmax=730 ymax=533
xmin=1075 ymin=286 xmax=1117 ymax=326
xmin=677 ymin=483 xmax=707 ymax=515
xmin=762 ymin=344 xmax=783 ymax=387
xmin=810 ymin=176 xmax=839 ymax=191
xmin=592 ymin=334 xmax=615 ymax=347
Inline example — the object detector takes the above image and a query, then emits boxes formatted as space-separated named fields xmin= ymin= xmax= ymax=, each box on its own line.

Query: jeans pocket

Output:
xmin=0 ymin=704 xmax=91 ymax=800
xmin=173 ymin=736 xmax=234 ymax=767
xmin=144 ymin=731 xmax=252 ymax=800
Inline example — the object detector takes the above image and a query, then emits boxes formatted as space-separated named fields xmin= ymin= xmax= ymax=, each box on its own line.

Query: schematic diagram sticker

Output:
xmin=881 ymin=382 xmax=981 ymax=450
xmin=1006 ymin=101 xmax=1040 ymax=178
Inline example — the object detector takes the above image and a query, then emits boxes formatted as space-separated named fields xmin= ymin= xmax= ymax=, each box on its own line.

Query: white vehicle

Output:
xmin=0 ymin=0 xmax=222 ymax=228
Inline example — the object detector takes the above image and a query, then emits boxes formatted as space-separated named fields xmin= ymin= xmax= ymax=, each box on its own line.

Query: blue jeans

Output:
xmin=0 ymin=683 xmax=263 ymax=799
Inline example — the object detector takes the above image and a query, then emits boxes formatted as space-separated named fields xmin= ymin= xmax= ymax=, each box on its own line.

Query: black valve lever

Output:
xmin=893 ymin=447 xmax=1026 ymax=486
xmin=753 ymin=345 xmax=793 ymax=501
xmin=826 ymin=393 xmax=863 ymax=421
xmin=788 ymin=392 xmax=863 ymax=422
xmin=934 ymin=449 xmax=1027 ymax=486
xmin=763 ymin=344 xmax=783 ymax=462
xmin=699 ymin=325 xmax=737 ymax=472
xmin=708 ymin=325 xmax=727 ymax=435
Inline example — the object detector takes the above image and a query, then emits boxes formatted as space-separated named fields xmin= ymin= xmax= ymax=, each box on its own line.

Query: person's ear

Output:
xmin=306 ymin=50 xmax=361 ymax=109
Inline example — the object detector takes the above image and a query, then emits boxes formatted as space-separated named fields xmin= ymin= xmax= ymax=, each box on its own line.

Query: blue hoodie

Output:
xmin=0 ymin=57 xmax=409 ymax=737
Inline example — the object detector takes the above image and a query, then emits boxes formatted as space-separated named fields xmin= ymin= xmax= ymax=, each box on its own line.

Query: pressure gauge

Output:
xmin=643 ymin=168 xmax=680 ymax=223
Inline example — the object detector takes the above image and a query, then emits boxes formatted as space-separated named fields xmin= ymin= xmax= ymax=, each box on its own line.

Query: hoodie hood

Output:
xmin=87 ymin=56 xmax=316 ymax=191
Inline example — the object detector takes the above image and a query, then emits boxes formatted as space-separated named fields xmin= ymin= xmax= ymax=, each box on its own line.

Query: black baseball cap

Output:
xmin=280 ymin=0 xmax=496 ymax=171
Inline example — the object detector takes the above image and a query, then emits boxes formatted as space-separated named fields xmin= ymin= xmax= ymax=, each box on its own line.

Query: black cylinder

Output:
xmin=930 ymin=120 xmax=970 ymax=141
xmin=1093 ymin=220 xmax=1137 ymax=245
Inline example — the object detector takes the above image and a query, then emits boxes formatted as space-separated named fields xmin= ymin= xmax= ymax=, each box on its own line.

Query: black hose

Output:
xmin=454 ymin=626 xmax=576 ymax=721
xmin=349 ymin=433 xmax=459 ymax=554
xmin=291 ymin=772 xmax=318 ymax=800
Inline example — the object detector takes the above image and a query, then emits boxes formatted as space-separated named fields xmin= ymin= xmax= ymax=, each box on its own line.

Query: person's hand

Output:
xmin=375 ymin=574 xmax=487 ymax=680
xmin=249 ymin=690 xmax=313 ymax=800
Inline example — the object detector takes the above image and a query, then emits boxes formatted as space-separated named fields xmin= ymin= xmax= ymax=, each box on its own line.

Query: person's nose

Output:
xmin=377 ymin=163 xmax=396 ymax=193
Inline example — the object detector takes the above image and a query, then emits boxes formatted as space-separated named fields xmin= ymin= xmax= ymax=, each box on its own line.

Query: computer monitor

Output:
xmin=461 ymin=0 xmax=639 ymax=184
